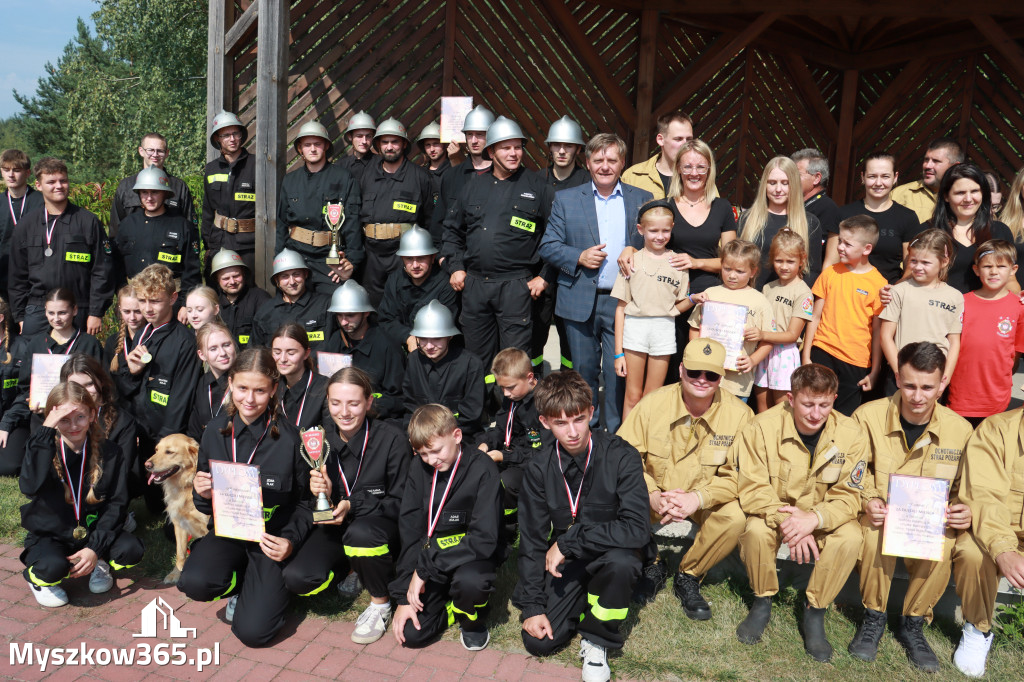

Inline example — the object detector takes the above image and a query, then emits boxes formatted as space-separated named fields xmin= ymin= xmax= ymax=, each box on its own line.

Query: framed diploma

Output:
xmin=882 ymin=474 xmax=950 ymax=561
xmin=699 ymin=301 xmax=748 ymax=371
xmin=316 ymin=351 xmax=352 ymax=378
xmin=30 ymin=353 xmax=71 ymax=411
xmin=440 ymin=96 xmax=473 ymax=143
xmin=210 ymin=460 xmax=265 ymax=542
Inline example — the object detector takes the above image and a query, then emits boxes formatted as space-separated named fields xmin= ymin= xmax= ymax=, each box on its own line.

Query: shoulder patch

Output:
xmin=801 ymin=294 xmax=814 ymax=316
xmin=849 ymin=459 xmax=866 ymax=489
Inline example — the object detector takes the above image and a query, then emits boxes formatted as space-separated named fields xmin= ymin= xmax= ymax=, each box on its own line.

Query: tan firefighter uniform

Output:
xmin=736 ymin=401 xmax=867 ymax=608
xmin=618 ymin=385 xmax=753 ymax=577
xmin=853 ymin=396 xmax=972 ymax=620
xmin=952 ymin=408 xmax=1024 ymax=632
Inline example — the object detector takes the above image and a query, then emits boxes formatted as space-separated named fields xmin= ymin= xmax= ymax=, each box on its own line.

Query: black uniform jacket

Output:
xmin=337 ymin=153 xmax=373 ymax=184
xmin=0 ymin=188 xmax=43 ymax=298
xmin=20 ymin=428 xmax=130 ymax=557
xmin=277 ymin=369 xmax=328 ymax=431
xmin=359 ymin=157 xmax=435 ymax=229
xmin=113 ymin=320 xmax=200 ymax=440
xmin=429 ymin=158 xmax=490 ymax=245
xmin=426 ymin=157 xmax=451 ymax=203
xmin=188 ymin=371 xmax=229 ymax=442
xmin=541 ymin=165 xmax=591 ymax=193
xmin=441 ymin=167 xmax=557 ymax=281
xmin=317 ymin=324 xmax=405 ymax=419
xmin=113 ymin=211 xmax=201 ymax=290
xmin=514 ymin=430 xmax=650 ymax=619
xmin=202 ymin=150 xmax=256 ymax=231
xmin=402 ymin=345 xmax=485 ymax=439
xmin=477 ymin=391 xmax=548 ymax=467
xmin=276 ymin=162 xmax=364 ymax=268
xmin=251 ymin=289 xmax=334 ymax=351
xmin=219 ymin=284 xmax=270 ymax=348
xmin=8 ymin=203 xmax=114 ymax=322
xmin=194 ymin=412 xmax=312 ymax=546
xmin=321 ymin=417 xmax=411 ymax=520
xmin=0 ymin=336 xmax=27 ymax=433
xmin=377 ymin=267 xmax=458 ymax=350
xmin=110 ymin=170 xmax=197 ymax=237
xmin=390 ymin=447 xmax=502 ymax=600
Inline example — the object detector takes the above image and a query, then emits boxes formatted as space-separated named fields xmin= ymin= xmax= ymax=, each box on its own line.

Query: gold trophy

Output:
xmin=300 ymin=427 xmax=335 ymax=522
xmin=325 ymin=202 xmax=345 ymax=265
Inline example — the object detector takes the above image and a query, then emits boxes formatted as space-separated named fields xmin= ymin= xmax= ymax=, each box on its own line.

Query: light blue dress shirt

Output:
xmin=593 ymin=182 xmax=626 ymax=290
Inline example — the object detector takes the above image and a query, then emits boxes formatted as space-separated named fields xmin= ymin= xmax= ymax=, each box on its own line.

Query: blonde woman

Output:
xmin=739 ymin=156 xmax=822 ymax=287
xmin=184 ymin=286 xmax=222 ymax=331
xmin=997 ymin=165 xmax=1024 ymax=288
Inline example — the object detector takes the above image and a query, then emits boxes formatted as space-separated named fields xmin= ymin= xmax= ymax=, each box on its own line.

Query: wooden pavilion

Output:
xmin=207 ymin=0 xmax=1024 ymax=284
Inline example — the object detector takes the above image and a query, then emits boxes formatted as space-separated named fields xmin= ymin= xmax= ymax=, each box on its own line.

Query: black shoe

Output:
xmin=632 ymin=559 xmax=668 ymax=605
xmin=801 ymin=603 xmax=833 ymax=662
xmin=848 ymin=608 xmax=887 ymax=661
xmin=736 ymin=596 xmax=772 ymax=644
xmin=673 ymin=571 xmax=711 ymax=620
xmin=459 ymin=625 xmax=490 ymax=651
xmin=895 ymin=615 xmax=940 ymax=672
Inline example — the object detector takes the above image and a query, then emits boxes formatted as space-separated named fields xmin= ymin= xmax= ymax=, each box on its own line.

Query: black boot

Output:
xmin=895 ymin=615 xmax=940 ymax=672
xmin=848 ymin=608 xmax=887 ymax=661
xmin=673 ymin=571 xmax=711 ymax=620
xmin=801 ymin=603 xmax=833 ymax=662
xmin=632 ymin=558 xmax=668 ymax=605
xmin=736 ymin=596 xmax=772 ymax=644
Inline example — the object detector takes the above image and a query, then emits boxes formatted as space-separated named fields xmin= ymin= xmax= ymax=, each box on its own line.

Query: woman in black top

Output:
xmin=271 ymin=323 xmax=328 ymax=430
xmin=282 ymin=367 xmax=411 ymax=645
xmin=0 ymin=296 xmax=29 ymax=475
xmin=188 ymin=321 xmax=237 ymax=442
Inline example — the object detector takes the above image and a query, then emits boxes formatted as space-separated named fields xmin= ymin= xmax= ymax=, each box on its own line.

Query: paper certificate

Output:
xmin=440 ymin=96 xmax=473 ymax=143
xmin=210 ymin=460 xmax=265 ymax=542
xmin=30 ymin=353 xmax=71 ymax=411
xmin=316 ymin=351 xmax=352 ymax=378
xmin=699 ymin=301 xmax=748 ymax=371
xmin=882 ymin=474 xmax=950 ymax=561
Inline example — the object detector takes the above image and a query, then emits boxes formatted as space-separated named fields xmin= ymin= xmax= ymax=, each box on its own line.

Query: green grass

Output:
xmin=2 ymin=476 xmax=1022 ymax=680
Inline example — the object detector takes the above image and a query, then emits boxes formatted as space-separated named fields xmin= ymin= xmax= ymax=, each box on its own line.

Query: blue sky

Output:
xmin=1 ymin=0 xmax=98 ymax=118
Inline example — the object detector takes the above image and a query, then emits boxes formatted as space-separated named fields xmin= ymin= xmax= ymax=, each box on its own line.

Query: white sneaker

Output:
xmin=27 ymin=578 xmax=69 ymax=608
xmin=579 ymin=638 xmax=610 ymax=682
xmin=88 ymin=560 xmax=113 ymax=594
xmin=351 ymin=603 xmax=391 ymax=644
xmin=953 ymin=622 xmax=993 ymax=678
xmin=225 ymin=595 xmax=238 ymax=623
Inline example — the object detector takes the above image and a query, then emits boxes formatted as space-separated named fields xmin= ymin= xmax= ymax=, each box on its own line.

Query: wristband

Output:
xmin=614 ymin=353 xmax=625 ymax=359
xmin=687 ymin=293 xmax=694 ymax=303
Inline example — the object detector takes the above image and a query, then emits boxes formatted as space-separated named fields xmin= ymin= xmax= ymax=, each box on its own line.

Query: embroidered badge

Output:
xmin=801 ymin=295 xmax=814 ymax=316
xmin=997 ymin=316 xmax=1013 ymax=338
xmin=850 ymin=460 xmax=866 ymax=489
xmin=703 ymin=343 xmax=712 ymax=355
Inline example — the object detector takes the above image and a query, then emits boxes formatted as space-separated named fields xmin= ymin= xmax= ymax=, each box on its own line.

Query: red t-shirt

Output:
xmin=947 ymin=292 xmax=1024 ymax=417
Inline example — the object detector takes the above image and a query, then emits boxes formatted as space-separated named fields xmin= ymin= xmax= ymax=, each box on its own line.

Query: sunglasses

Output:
xmin=685 ymin=369 xmax=721 ymax=382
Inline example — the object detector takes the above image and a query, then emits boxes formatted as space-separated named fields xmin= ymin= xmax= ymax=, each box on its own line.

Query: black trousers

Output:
xmin=521 ymin=548 xmax=640 ymax=654
xmin=809 ymin=346 xmax=869 ymax=416
xmin=0 ymin=426 xmax=29 ymax=476
xmin=461 ymin=273 xmax=532 ymax=371
xmin=22 ymin=531 xmax=144 ymax=585
xmin=362 ymin=236 xmax=401 ymax=307
xmin=177 ymin=533 xmax=290 ymax=648
xmin=282 ymin=516 xmax=397 ymax=598
xmin=500 ymin=466 xmax=524 ymax=525
xmin=400 ymin=559 xmax=497 ymax=648
xmin=529 ymin=287 xmax=572 ymax=371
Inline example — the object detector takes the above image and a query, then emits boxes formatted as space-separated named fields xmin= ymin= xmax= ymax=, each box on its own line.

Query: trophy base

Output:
xmin=312 ymin=509 xmax=336 ymax=523
xmin=325 ymin=257 xmax=341 ymax=265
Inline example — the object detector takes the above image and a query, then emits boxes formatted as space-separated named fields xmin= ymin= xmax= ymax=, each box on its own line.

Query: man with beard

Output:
xmin=891 ymin=138 xmax=964 ymax=223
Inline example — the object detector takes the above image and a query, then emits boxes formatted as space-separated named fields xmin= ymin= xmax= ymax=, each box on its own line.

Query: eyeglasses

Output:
xmin=680 ymin=165 xmax=709 ymax=175
xmin=218 ymin=132 xmax=243 ymax=141
xmin=142 ymin=148 xmax=167 ymax=156
xmin=685 ymin=369 xmax=721 ymax=382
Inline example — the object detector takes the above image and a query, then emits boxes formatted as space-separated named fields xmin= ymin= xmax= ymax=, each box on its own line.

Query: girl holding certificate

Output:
xmin=178 ymin=347 xmax=311 ymax=648
xmin=20 ymin=381 xmax=143 ymax=607
xmin=282 ymin=367 xmax=411 ymax=645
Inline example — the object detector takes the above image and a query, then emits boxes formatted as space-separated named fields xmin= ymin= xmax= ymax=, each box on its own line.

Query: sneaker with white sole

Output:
xmin=225 ymin=594 xmax=238 ymax=623
xmin=89 ymin=560 xmax=113 ymax=594
xmin=27 ymin=578 xmax=69 ymax=608
xmin=351 ymin=603 xmax=391 ymax=644
xmin=337 ymin=571 xmax=363 ymax=598
xmin=579 ymin=638 xmax=610 ymax=682
xmin=459 ymin=626 xmax=490 ymax=651
xmin=953 ymin=622 xmax=994 ymax=678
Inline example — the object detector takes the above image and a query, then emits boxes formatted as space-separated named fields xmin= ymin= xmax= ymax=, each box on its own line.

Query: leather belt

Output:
xmin=289 ymin=226 xmax=332 ymax=247
xmin=363 ymin=222 xmax=413 ymax=240
xmin=213 ymin=212 xmax=256 ymax=233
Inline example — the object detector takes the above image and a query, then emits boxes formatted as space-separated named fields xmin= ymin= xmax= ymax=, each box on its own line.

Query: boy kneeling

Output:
xmin=516 ymin=371 xmax=649 ymax=682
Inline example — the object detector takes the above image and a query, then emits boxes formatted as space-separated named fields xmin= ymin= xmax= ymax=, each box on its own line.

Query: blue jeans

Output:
xmin=564 ymin=293 xmax=624 ymax=433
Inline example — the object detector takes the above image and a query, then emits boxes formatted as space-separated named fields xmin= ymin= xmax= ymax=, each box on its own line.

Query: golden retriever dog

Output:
xmin=145 ymin=434 xmax=209 ymax=584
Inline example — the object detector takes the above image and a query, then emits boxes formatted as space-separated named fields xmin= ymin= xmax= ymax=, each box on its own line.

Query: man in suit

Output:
xmin=540 ymin=133 xmax=653 ymax=433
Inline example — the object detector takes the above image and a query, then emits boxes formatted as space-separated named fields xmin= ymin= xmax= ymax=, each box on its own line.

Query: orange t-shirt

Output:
xmin=811 ymin=264 xmax=887 ymax=367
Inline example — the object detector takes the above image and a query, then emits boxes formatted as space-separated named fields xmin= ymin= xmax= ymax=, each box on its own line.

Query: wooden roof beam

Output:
xmin=855 ymin=22 xmax=1024 ymax=69
xmin=224 ymin=0 xmax=259 ymax=56
xmin=602 ymin=0 xmax=1024 ymax=18
xmin=632 ymin=8 xmax=658 ymax=161
xmin=852 ymin=58 xmax=930 ymax=139
xmin=782 ymin=54 xmax=838 ymax=140
xmin=972 ymin=15 xmax=1024 ymax=83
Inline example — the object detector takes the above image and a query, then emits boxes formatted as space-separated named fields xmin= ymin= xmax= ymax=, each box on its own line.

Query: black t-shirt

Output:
xmin=798 ymin=426 xmax=823 ymax=457
xmin=741 ymin=211 xmax=823 ymax=288
xmin=899 ymin=415 xmax=928 ymax=452
xmin=805 ymin=192 xmax=840 ymax=239
xmin=837 ymin=201 xmax=920 ymax=284
xmin=667 ymin=197 xmax=738 ymax=294
xmin=658 ymin=171 xmax=673 ymax=197
xmin=935 ymin=220 xmax=1014 ymax=293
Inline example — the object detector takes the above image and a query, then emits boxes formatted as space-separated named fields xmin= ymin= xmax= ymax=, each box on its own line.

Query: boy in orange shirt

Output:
xmin=801 ymin=215 xmax=886 ymax=415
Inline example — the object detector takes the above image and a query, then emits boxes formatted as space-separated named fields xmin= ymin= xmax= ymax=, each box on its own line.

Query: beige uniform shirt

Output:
xmin=611 ymin=249 xmax=688 ymax=317
xmin=763 ymin=278 xmax=813 ymax=333
xmin=959 ymin=408 xmax=1024 ymax=559
xmin=879 ymin=280 xmax=963 ymax=353
xmin=891 ymin=180 xmax=936 ymax=224
xmin=736 ymin=402 xmax=868 ymax=531
xmin=617 ymin=385 xmax=754 ymax=510
xmin=853 ymin=396 xmax=973 ymax=503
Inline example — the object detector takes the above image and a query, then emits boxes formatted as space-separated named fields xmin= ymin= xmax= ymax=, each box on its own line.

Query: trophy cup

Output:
xmin=324 ymin=202 xmax=345 ymax=265
xmin=300 ymin=427 xmax=335 ymax=522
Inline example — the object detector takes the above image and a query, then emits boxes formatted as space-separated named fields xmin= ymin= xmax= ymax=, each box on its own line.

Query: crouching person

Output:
xmin=735 ymin=364 xmax=867 ymax=662
xmin=515 ymin=371 xmax=649 ymax=682
xmin=177 ymin=348 xmax=311 ymax=647
xmin=21 ymin=381 xmax=143 ymax=607
xmin=391 ymin=404 xmax=502 ymax=651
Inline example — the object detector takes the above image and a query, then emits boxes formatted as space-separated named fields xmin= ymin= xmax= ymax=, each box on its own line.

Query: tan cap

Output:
xmin=682 ymin=338 xmax=726 ymax=375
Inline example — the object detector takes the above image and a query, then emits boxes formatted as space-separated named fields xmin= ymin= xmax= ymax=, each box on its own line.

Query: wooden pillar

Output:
xmin=442 ymin=0 xmax=458 ymax=97
xmin=254 ymin=0 xmax=288 ymax=289
xmin=734 ymin=50 xmax=755 ymax=206
xmin=632 ymin=9 xmax=658 ymax=164
xmin=206 ymin=0 xmax=231 ymax=162
xmin=832 ymin=69 xmax=859 ymax=205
